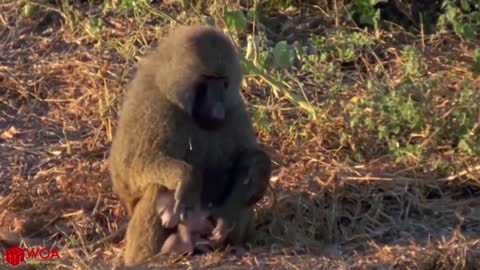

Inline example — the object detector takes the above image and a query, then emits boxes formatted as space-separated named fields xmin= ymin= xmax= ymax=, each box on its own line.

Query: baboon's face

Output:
xmin=157 ymin=26 xmax=242 ymax=129
xmin=191 ymin=75 xmax=229 ymax=130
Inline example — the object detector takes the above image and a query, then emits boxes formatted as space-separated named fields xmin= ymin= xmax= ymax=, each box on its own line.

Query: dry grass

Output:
xmin=1 ymin=1 xmax=480 ymax=269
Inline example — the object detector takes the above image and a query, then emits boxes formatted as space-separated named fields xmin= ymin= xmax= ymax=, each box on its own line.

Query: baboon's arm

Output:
xmin=138 ymin=157 xmax=202 ymax=216
xmin=227 ymin=149 xmax=271 ymax=207
xmin=211 ymin=148 xmax=270 ymax=243
xmin=138 ymin=157 xmax=194 ymax=191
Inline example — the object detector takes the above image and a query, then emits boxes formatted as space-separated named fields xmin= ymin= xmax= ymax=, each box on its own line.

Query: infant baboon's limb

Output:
xmin=124 ymin=184 xmax=168 ymax=266
xmin=160 ymin=217 xmax=214 ymax=255
xmin=160 ymin=226 xmax=193 ymax=255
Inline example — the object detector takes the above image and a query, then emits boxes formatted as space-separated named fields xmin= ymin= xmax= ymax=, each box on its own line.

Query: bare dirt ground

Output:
xmin=1 ymin=1 xmax=480 ymax=269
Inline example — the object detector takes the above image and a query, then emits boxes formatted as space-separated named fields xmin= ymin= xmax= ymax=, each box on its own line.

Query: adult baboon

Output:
xmin=109 ymin=25 xmax=271 ymax=265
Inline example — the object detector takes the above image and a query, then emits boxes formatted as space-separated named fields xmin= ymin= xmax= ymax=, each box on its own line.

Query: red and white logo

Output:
xmin=6 ymin=245 xmax=25 ymax=266
xmin=5 ymin=245 xmax=60 ymax=266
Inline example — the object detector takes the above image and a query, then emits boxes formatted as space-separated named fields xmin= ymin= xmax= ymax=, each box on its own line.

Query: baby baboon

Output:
xmin=156 ymin=190 xmax=214 ymax=255
xmin=109 ymin=25 xmax=271 ymax=265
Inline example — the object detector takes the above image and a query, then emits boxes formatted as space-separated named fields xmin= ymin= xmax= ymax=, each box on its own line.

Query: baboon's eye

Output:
xmin=195 ymin=80 xmax=207 ymax=94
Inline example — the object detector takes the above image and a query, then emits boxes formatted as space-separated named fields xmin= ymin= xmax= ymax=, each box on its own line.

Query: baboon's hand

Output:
xmin=159 ymin=208 xmax=179 ymax=228
xmin=156 ymin=189 xmax=180 ymax=228
xmin=211 ymin=216 xmax=235 ymax=243
xmin=173 ymin=180 xmax=200 ymax=221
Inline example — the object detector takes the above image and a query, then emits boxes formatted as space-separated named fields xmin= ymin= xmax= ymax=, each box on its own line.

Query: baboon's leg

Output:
xmin=124 ymin=184 xmax=168 ymax=266
xmin=226 ymin=207 xmax=253 ymax=245
xmin=124 ymin=197 xmax=139 ymax=217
